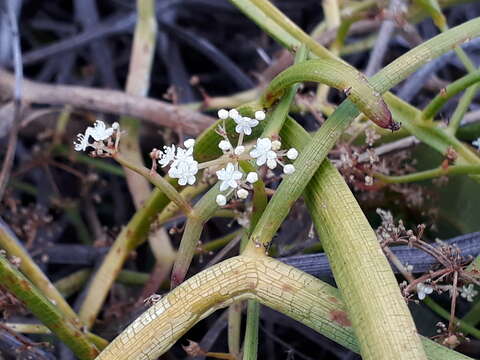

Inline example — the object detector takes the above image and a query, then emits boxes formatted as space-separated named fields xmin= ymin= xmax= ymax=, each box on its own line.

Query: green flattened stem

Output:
xmin=0 ymin=255 xmax=100 ymax=360
xmin=375 ymin=164 xmax=480 ymax=183
xmin=247 ymin=18 xmax=480 ymax=360
xmin=95 ymin=256 xmax=472 ymax=360
xmin=170 ymin=184 xmax=221 ymax=288
xmin=262 ymin=59 xmax=396 ymax=130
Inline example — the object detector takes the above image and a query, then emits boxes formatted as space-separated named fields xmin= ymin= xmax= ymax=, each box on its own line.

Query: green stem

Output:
xmin=423 ymin=69 xmax=480 ymax=120
xmin=113 ymin=152 xmax=193 ymax=216
xmin=0 ymin=255 xmax=100 ymax=359
xmin=375 ymin=164 xmax=480 ymax=183
xmin=446 ymin=83 xmax=480 ymax=135
xmin=242 ymin=300 xmax=260 ymax=360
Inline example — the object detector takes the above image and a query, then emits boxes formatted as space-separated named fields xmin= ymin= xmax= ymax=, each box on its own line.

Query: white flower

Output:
xmin=218 ymin=109 xmax=229 ymax=120
xmin=74 ymin=134 xmax=90 ymax=152
xmin=237 ymin=188 xmax=249 ymax=199
xmin=233 ymin=116 xmax=258 ymax=135
xmin=218 ymin=140 xmax=232 ymax=152
xmin=283 ymin=164 xmax=295 ymax=174
xmin=216 ymin=194 xmax=227 ymax=206
xmin=246 ymin=172 xmax=258 ymax=184
xmin=287 ymin=148 xmax=298 ymax=160
xmin=172 ymin=146 xmax=194 ymax=166
xmin=255 ymin=110 xmax=266 ymax=121
xmin=460 ymin=284 xmax=478 ymax=302
xmin=271 ymin=140 xmax=281 ymax=151
xmin=89 ymin=120 xmax=114 ymax=141
xmin=216 ymin=163 xmax=243 ymax=191
xmin=234 ymin=145 xmax=245 ymax=155
xmin=250 ymin=138 xmax=277 ymax=167
xmin=229 ymin=109 xmax=240 ymax=120
xmin=417 ymin=283 xmax=433 ymax=300
xmin=473 ymin=138 xmax=480 ymax=150
xmin=168 ymin=159 xmax=198 ymax=186
xmin=74 ymin=120 xmax=118 ymax=152
xmin=184 ymin=138 xmax=195 ymax=149
xmin=158 ymin=145 xmax=176 ymax=167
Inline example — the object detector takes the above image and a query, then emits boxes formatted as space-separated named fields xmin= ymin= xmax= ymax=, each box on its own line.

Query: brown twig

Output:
xmin=0 ymin=69 xmax=214 ymax=135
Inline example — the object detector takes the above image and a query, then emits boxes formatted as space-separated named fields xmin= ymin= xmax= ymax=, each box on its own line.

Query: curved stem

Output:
xmin=374 ymin=164 xmax=480 ymax=183
xmin=423 ymin=69 xmax=480 ymax=120
xmin=95 ymin=256 xmax=471 ymax=360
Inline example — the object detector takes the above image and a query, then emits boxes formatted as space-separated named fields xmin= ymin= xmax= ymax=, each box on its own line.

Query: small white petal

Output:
xmin=218 ymin=109 xmax=229 ymax=120
xmin=218 ymin=140 xmax=232 ymax=151
xmin=271 ymin=140 xmax=281 ymax=151
xmin=267 ymin=159 xmax=277 ymax=169
xmin=112 ymin=122 xmax=120 ymax=130
xmin=254 ymin=110 xmax=266 ymax=121
xmin=237 ymin=188 xmax=249 ymax=199
xmin=184 ymin=138 xmax=195 ymax=149
xmin=234 ymin=146 xmax=245 ymax=155
xmin=283 ymin=164 xmax=295 ymax=174
xmin=246 ymin=172 xmax=258 ymax=183
xmin=216 ymin=194 xmax=227 ymax=206
xmin=229 ymin=109 xmax=239 ymax=119
xmin=287 ymin=148 xmax=298 ymax=160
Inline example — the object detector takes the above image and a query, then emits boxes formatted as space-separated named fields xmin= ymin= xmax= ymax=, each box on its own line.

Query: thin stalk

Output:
xmin=447 ymin=83 xmax=480 ymax=135
xmin=374 ymin=164 xmax=480 ymax=183
xmin=170 ymin=184 xmax=221 ymax=287
xmin=120 ymin=0 xmax=157 ymax=208
xmin=423 ymin=69 xmax=480 ymax=120
xmin=228 ymin=301 xmax=242 ymax=359
xmin=242 ymin=300 xmax=260 ymax=360
xmin=0 ymin=255 xmax=100 ymax=359
xmin=113 ymin=152 xmax=193 ymax=215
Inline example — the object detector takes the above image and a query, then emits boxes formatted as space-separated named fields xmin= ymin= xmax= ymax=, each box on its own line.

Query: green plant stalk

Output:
xmin=170 ymin=184 xmax=221 ymax=287
xmin=95 ymin=255 xmax=472 ymax=360
xmin=55 ymin=269 xmax=91 ymax=298
xmin=375 ymin=164 xmax=480 ymax=183
xmin=242 ymin=300 xmax=260 ymax=360
xmin=386 ymin=93 xmax=480 ymax=166
xmin=78 ymin=186 xmax=174 ymax=328
xmin=262 ymin=44 xmax=307 ymax=137
xmin=262 ymin=59 xmax=394 ymax=129
xmin=447 ymin=83 xmax=480 ymax=135
xmin=120 ymin=0 xmax=157 ymax=208
xmin=0 ymin=220 xmax=83 ymax=324
xmin=423 ymin=69 xmax=480 ymax=120
xmin=3 ymin=323 xmax=109 ymax=349
xmin=64 ymin=204 xmax=91 ymax=245
xmin=113 ymin=152 xmax=193 ymax=215
xmin=244 ymin=17 xmax=480 ymax=360
xmin=462 ymin=299 xmax=480 ymax=326
xmin=0 ymin=255 xmax=100 ymax=359
xmin=228 ymin=301 xmax=242 ymax=359
xmin=200 ymin=228 xmax=244 ymax=253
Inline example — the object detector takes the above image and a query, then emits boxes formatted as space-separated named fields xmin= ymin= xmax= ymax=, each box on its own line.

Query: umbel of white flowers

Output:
xmin=73 ymin=110 xmax=299 ymax=207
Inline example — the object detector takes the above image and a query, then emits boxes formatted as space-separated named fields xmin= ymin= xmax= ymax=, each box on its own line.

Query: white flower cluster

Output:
xmin=73 ymin=109 xmax=300 ymax=209
xmin=213 ymin=109 xmax=299 ymax=206
xmin=156 ymin=139 xmax=198 ymax=186
xmin=74 ymin=120 xmax=119 ymax=153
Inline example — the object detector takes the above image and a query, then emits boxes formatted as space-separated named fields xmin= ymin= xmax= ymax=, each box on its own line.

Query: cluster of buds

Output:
xmin=74 ymin=120 xmax=120 ymax=155
xmin=74 ymin=108 xmax=300 ymax=208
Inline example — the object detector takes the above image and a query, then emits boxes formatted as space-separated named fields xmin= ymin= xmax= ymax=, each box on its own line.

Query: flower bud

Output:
xmin=216 ymin=194 xmax=227 ymax=206
xmin=283 ymin=164 xmax=295 ymax=174
xmin=246 ymin=172 xmax=258 ymax=183
xmin=286 ymin=148 xmax=298 ymax=160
